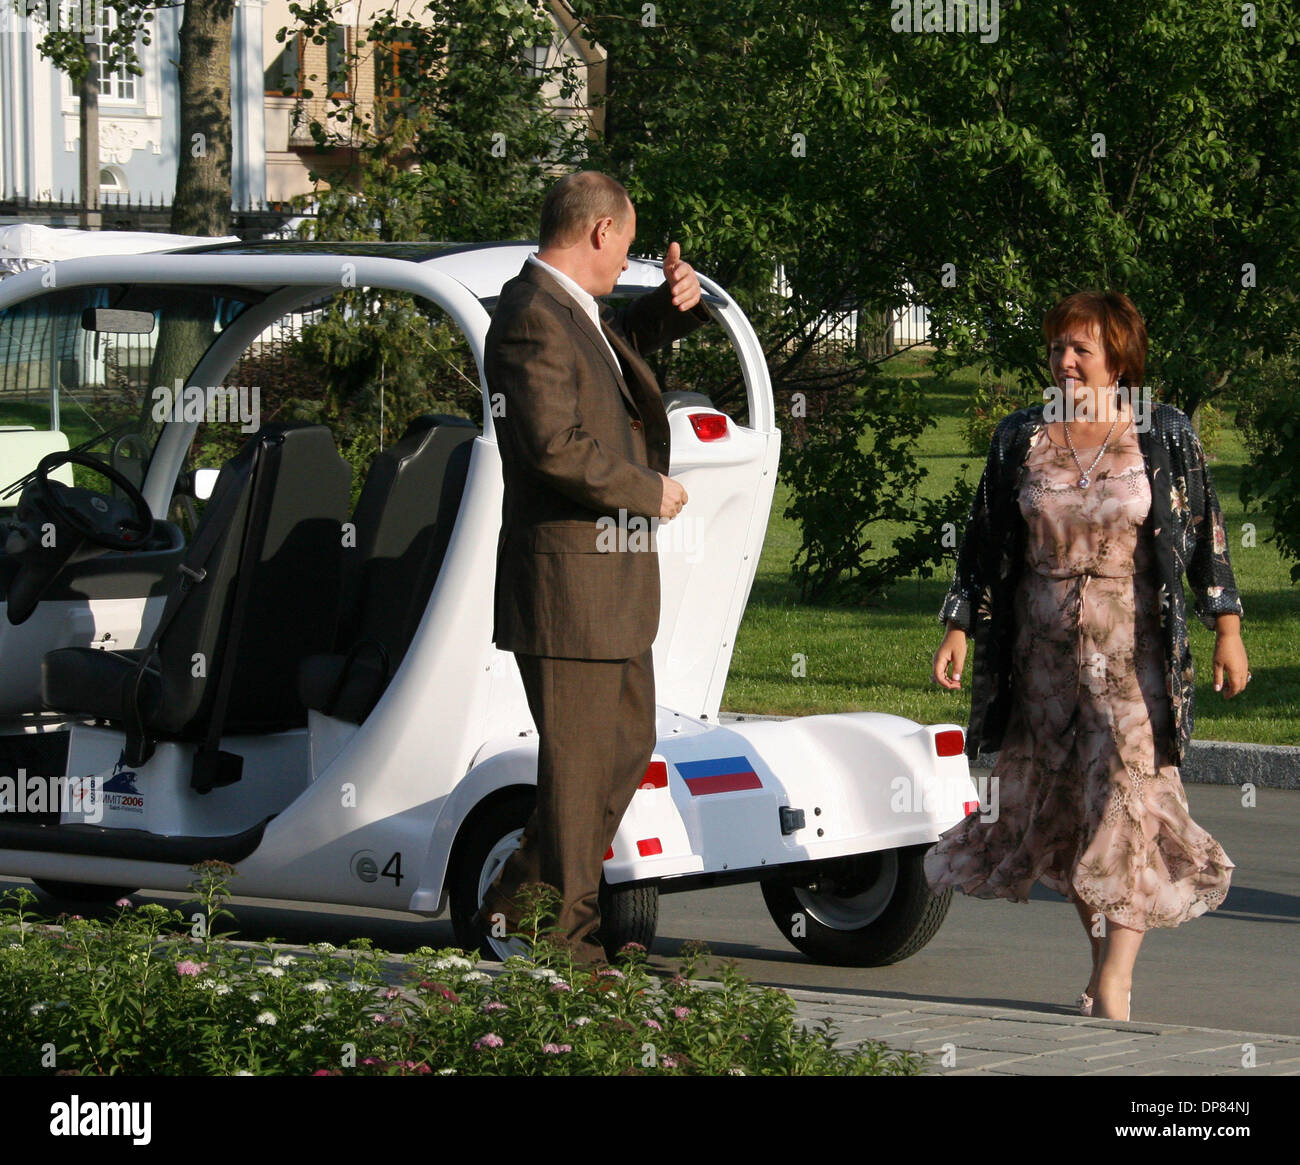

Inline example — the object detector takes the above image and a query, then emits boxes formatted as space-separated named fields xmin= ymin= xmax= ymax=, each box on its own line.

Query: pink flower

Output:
xmin=474 ymin=1033 xmax=504 ymax=1050
xmin=619 ymin=942 xmax=646 ymax=953
xmin=383 ymin=988 xmax=401 ymax=999
xmin=673 ymin=1006 xmax=690 ymax=1019
xmin=644 ymin=1019 xmax=661 ymax=1031
xmin=597 ymin=968 xmax=624 ymax=979
xmin=661 ymin=1055 xmax=679 ymax=1068
xmin=550 ymin=982 xmax=571 ymax=993
xmin=542 ymin=1043 xmax=572 ymax=1054
xmin=481 ymin=1001 xmax=507 ymax=1013
xmin=114 ymin=898 xmax=132 ymax=908
xmin=175 ymin=960 xmax=208 ymax=976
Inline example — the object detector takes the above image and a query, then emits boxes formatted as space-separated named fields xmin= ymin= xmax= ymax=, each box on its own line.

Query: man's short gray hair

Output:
xmin=539 ymin=172 xmax=632 ymax=248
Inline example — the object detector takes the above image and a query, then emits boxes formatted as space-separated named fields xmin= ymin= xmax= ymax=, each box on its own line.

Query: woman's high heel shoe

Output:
xmin=1080 ymin=989 xmax=1132 ymax=1020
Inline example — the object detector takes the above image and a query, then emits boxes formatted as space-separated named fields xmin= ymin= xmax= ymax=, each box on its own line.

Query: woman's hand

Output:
xmin=932 ymin=625 xmax=968 ymax=689
xmin=1213 ymin=615 xmax=1249 ymax=698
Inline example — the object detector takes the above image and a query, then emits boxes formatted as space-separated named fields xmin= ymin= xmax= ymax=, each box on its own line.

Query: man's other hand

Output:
xmin=663 ymin=242 xmax=702 ymax=311
xmin=659 ymin=473 xmax=688 ymax=520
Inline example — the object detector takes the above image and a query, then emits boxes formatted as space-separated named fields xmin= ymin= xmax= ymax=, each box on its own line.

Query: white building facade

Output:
xmin=0 ymin=1 xmax=267 ymax=214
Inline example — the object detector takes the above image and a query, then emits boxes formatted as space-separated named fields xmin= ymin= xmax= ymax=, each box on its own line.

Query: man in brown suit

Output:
xmin=477 ymin=171 xmax=710 ymax=962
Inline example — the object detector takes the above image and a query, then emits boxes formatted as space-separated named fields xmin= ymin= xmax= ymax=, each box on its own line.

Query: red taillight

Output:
xmin=603 ymin=846 xmax=614 ymax=861
xmin=935 ymin=729 xmax=964 ymax=757
xmin=688 ymin=412 xmax=728 ymax=441
xmin=636 ymin=838 xmax=663 ymax=857
xmin=639 ymin=761 xmax=668 ymax=790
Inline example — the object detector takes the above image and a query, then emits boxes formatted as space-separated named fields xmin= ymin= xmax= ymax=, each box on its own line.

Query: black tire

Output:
xmin=761 ymin=845 xmax=951 ymax=967
xmin=31 ymin=879 xmax=137 ymax=904
xmin=448 ymin=791 xmax=659 ymax=960
xmin=597 ymin=877 xmax=658 ymax=960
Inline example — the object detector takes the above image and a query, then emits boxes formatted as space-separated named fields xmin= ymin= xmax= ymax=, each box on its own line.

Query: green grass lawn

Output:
xmin=6 ymin=357 xmax=1296 ymax=744
xmin=721 ymin=352 xmax=1300 ymax=746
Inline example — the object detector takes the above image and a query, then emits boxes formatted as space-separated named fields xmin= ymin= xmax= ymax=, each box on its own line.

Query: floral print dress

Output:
xmin=923 ymin=424 xmax=1234 ymax=930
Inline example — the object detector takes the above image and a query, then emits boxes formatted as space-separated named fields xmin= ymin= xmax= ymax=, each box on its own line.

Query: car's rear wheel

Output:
xmin=31 ymin=879 xmax=137 ymax=904
xmin=449 ymin=791 xmax=659 ymax=961
xmin=760 ymin=844 xmax=951 ymax=966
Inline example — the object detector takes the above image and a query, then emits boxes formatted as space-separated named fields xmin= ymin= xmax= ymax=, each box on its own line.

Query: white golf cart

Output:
xmin=0 ymin=240 xmax=978 ymax=966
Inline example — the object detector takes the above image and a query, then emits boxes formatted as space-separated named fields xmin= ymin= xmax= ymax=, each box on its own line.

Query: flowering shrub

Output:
xmin=0 ymin=867 xmax=923 ymax=1076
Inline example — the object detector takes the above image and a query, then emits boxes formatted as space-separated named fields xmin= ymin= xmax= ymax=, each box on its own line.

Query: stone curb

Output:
xmin=781 ymin=985 xmax=1300 ymax=1076
xmin=720 ymin=712 xmax=1300 ymax=790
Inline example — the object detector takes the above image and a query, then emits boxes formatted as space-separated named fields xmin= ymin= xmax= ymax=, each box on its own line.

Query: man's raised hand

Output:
xmin=663 ymin=242 xmax=702 ymax=311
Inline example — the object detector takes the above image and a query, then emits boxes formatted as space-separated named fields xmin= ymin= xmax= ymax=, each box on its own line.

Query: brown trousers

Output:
xmin=482 ymin=648 xmax=655 ymax=959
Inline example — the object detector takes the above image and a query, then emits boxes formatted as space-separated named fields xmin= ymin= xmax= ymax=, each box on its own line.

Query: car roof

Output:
xmin=169 ymin=239 xmax=717 ymax=305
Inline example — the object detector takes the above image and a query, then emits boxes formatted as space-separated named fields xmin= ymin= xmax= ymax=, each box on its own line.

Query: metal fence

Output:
xmin=772 ymin=267 xmax=933 ymax=353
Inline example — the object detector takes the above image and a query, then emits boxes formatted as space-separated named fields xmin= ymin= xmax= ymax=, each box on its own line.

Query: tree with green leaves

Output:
xmin=266 ymin=0 xmax=588 ymax=463
xmin=563 ymin=0 xmax=1300 ymax=597
xmin=283 ymin=0 xmax=587 ymax=241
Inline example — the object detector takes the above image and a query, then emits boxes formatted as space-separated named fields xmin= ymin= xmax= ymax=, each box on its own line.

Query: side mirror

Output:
xmin=193 ymin=468 xmax=220 ymax=501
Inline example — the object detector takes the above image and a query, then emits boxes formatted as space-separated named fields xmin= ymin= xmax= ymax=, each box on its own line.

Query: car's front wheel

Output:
xmin=448 ymin=791 xmax=659 ymax=961
xmin=760 ymin=845 xmax=951 ymax=966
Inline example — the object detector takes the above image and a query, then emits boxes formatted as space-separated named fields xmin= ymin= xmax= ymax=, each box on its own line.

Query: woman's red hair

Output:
xmin=1043 ymin=291 xmax=1147 ymax=388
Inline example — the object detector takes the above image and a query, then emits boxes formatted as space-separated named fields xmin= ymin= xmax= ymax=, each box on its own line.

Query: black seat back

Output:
xmin=153 ymin=423 xmax=351 ymax=734
xmin=345 ymin=414 xmax=476 ymax=666
xmin=299 ymin=414 xmax=475 ymax=721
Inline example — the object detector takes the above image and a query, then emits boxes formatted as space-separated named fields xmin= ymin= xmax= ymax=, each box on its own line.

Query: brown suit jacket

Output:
xmin=488 ymin=260 xmax=710 ymax=659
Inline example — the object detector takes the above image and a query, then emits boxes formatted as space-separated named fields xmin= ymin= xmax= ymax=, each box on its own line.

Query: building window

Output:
xmin=376 ymin=41 xmax=419 ymax=120
xmin=99 ymin=166 xmax=128 ymax=197
xmin=325 ymin=25 xmax=350 ymax=98
xmin=95 ymin=8 xmax=137 ymax=102
xmin=525 ymin=44 xmax=549 ymax=79
xmin=265 ymin=35 xmax=304 ymax=97
xmin=264 ymin=26 xmax=349 ymax=99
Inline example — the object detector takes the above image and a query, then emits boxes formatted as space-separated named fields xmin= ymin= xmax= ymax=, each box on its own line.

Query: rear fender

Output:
xmin=724 ymin=713 xmax=981 ymax=848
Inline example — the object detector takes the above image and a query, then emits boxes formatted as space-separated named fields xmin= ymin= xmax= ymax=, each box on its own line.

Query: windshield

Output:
xmin=0 ymin=284 xmax=255 ymax=498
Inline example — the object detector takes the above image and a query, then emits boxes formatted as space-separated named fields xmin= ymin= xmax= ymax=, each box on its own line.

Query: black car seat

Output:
xmin=297 ymin=414 xmax=477 ymax=724
xmin=42 ymin=423 xmax=352 ymax=790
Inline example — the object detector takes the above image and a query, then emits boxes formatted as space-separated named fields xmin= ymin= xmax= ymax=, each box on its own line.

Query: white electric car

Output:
xmin=0 ymin=240 xmax=978 ymax=965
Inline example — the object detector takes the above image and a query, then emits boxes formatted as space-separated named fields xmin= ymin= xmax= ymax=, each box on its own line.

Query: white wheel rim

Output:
xmin=477 ymin=828 xmax=530 ymax=960
xmin=793 ymin=851 xmax=900 ymax=931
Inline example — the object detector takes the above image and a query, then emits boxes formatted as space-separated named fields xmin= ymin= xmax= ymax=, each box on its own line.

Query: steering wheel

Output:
xmin=34 ymin=450 xmax=153 ymax=551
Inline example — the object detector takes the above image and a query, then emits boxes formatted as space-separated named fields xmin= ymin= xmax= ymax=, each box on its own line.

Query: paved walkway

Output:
xmin=784 ymin=987 xmax=1300 ymax=1075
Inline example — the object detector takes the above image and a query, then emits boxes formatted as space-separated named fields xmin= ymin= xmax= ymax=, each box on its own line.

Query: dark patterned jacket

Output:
xmin=939 ymin=402 xmax=1243 ymax=763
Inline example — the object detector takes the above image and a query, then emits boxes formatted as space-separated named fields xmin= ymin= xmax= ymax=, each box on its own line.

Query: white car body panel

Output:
xmin=0 ymin=240 xmax=975 ymax=937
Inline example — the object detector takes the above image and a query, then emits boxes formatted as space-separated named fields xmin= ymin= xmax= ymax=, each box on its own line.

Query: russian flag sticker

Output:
xmin=676 ymin=756 xmax=762 ymax=797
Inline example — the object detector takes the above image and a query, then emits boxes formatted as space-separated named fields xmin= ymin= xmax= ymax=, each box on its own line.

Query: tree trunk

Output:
xmin=151 ymin=1 xmax=239 ymax=430
xmin=169 ymin=0 xmax=237 ymax=236
xmin=79 ymin=42 xmax=100 ymax=230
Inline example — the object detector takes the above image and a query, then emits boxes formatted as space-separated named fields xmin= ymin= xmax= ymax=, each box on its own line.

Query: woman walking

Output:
xmin=927 ymin=291 xmax=1248 ymax=1021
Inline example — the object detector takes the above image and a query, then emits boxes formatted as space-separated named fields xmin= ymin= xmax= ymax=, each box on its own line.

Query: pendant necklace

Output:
xmin=1063 ymin=412 xmax=1120 ymax=489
